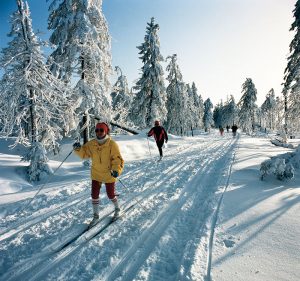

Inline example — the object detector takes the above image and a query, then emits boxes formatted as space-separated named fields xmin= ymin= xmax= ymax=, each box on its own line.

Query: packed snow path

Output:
xmin=0 ymin=134 xmax=237 ymax=281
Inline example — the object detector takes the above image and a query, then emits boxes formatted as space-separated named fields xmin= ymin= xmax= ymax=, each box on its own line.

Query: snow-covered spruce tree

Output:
xmin=274 ymin=96 xmax=285 ymax=131
xmin=203 ymin=98 xmax=213 ymax=132
xmin=261 ymin=89 xmax=276 ymax=130
xmin=0 ymin=0 xmax=76 ymax=181
xmin=48 ymin=0 xmax=112 ymax=142
xmin=282 ymin=0 xmax=300 ymax=133
xmin=129 ymin=17 xmax=167 ymax=128
xmin=191 ymin=82 xmax=204 ymax=129
xmin=111 ymin=66 xmax=132 ymax=125
xmin=165 ymin=54 xmax=187 ymax=135
xmin=186 ymin=84 xmax=196 ymax=136
xmin=238 ymin=78 xmax=257 ymax=133
xmin=222 ymin=95 xmax=237 ymax=127
xmin=287 ymin=77 xmax=300 ymax=133
xmin=213 ymin=101 xmax=223 ymax=128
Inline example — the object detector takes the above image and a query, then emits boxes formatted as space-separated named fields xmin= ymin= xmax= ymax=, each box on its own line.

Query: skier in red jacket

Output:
xmin=147 ymin=120 xmax=168 ymax=160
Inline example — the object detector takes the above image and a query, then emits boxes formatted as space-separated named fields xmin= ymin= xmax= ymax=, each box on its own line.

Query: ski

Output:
xmin=84 ymin=205 xmax=134 ymax=242
xmin=52 ymin=212 xmax=112 ymax=252
xmin=53 ymin=204 xmax=135 ymax=252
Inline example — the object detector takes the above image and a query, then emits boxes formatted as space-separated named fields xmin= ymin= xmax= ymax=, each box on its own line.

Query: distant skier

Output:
xmin=147 ymin=120 xmax=168 ymax=161
xmin=232 ymin=124 xmax=238 ymax=137
xmin=226 ymin=125 xmax=230 ymax=132
xmin=219 ymin=126 xmax=224 ymax=136
xmin=73 ymin=122 xmax=124 ymax=226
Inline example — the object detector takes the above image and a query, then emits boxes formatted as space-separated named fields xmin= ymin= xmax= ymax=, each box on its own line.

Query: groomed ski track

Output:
xmin=0 ymin=135 xmax=237 ymax=281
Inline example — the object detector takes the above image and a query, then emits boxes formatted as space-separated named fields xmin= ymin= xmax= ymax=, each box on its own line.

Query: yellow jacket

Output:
xmin=74 ymin=137 xmax=124 ymax=183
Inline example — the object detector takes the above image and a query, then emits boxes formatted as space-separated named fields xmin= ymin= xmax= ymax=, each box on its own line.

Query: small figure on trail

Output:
xmin=73 ymin=122 xmax=124 ymax=226
xmin=226 ymin=125 xmax=230 ymax=132
xmin=219 ymin=126 xmax=224 ymax=136
xmin=147 ymin=120 xmax=168 ymax=161
xmin=231 ymin=124 xmax=238 ymax=137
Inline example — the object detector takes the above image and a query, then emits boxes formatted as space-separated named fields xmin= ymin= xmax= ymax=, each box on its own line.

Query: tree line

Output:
xmin=0 ymin=0 xmax=300 ymax=181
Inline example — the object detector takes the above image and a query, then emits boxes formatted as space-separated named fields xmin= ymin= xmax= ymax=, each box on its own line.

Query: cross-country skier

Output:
xmin=219 ymin=126 xmax=224 ymax=136
xmin=232 ymin=124 xmax=238 ymax=137
xmin=73 ymin=122 xmax=124 ymax=226
xmin=147 ymin=120 xmax=168 ymax=161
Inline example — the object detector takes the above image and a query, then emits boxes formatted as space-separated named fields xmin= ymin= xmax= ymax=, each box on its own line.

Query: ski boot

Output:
xmin=88 ymin=213 xmax=99 ymax=229
xmin=112 ymin=207 xmax=121 ymax=221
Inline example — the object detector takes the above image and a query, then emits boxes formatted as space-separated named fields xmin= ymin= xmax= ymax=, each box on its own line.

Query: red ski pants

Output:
xmin=91 ymin=180 xmax=116 ymax=200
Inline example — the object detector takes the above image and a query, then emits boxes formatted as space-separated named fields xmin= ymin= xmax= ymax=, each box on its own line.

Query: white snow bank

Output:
xmin=212 ymin=137 xmax=300 ymax=281
xmin=260 ymin=144 xmax=300 ymax=181
xmin=270 ymin=139 xmax=294 ymax=149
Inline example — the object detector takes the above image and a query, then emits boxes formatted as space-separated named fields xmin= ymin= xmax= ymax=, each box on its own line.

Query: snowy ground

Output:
xmin=0 ymin=131 xmax=299 ymax=281
xmin=211 ymin=136 xmax=300 ymax=281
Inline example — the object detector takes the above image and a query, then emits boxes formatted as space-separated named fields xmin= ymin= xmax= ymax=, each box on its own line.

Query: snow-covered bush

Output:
xmin=260 ymin=145 xmax=300 ymax=180
xmin=271 ymin=139 xmax=294 ymax=149
xmin=22 ymin=142 xmax=52 ymax=181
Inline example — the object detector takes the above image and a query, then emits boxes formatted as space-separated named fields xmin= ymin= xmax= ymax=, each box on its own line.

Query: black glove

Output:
xmin=165 ymin=140 xmax=168 ymax=143
xmin=111 ymin=170 xmax=119 ymax=178
xmin=73 ymin=142 xmax=81 ymax=150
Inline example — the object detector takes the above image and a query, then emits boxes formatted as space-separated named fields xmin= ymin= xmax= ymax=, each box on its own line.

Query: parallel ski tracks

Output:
xmin=1 ymin=137 xmax=208 ymax=243
xmin=104 ymin=138 xmax=237 ymax=281
xmin=2 ymin=137 xmax=235 ymax=281
xmin=1 ymin=140 xmax=195 ymax=252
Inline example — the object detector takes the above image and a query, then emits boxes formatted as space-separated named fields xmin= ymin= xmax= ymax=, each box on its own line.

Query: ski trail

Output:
xmin=204 ymin=137 xmax=239 ymax=281
xmin=104 ymin=138 xmax=236 ymax=281
xmin=0 ymin=142 xmax=193 ymax=243
xmin=4 ymin=140 xmax=216 ymax=281
xmin=0 ymin=189 xmax=89 ymax=242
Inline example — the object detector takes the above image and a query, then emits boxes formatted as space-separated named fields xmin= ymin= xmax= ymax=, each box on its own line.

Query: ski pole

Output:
xmin=147 ymin=137 xmax=152 ymax=158
xmin=19 ymin=119 xmax=90 ymax=214
xmin=19 ymin=149 xmax=74 ymax=214
xmin=116 ymin=177 xmax=146 ymax=210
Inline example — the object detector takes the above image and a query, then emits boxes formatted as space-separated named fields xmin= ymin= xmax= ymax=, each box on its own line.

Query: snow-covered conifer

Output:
xmin=238 ymin=78 xmax=257 ymax=133
xmin=287 ymin=78 xmax=300 ymax=133
xmin=283 ymin=0 xmax=300 ymax=131
xmin=48 ymin=0 xmax=112 ymax=138
xmin=111 ymin=66 xmax=132 ymax=125
xmin=203 ymin=98 xmax=213 ymax=132
xmin=213 ymin=101 xmax=223 ymax=128
xmin=261 ymin=89 xmax=276 ymax=130
xmin=191 ymin=82 xmax=204 ymax=129
xmin=0 ymin=0 xmax=76 ymax=180
xmin=274 ymin=96 xmax=285 ymax=130
xmin=186 ymin=84 xmax=196 ymax=135
xmin=165 ymin=54 xmax=187 ymax=135
xmin=129 ymin=17 xmax=167 ymax=128
xmin=222 ymin=95 xmax=237 ymax=127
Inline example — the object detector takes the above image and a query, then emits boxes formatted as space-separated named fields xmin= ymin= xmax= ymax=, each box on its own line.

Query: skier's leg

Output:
xmin=91 ymin=180 xmax=101 ymax=219
xmin=105 ymin=182 xmax=120 ymax=217
xmin=156 ymin=141 xmax=163 ymax=157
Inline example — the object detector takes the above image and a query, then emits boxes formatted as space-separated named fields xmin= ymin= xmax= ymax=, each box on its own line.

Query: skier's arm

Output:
xmin=147 ymin=128 xmax=154 ymax=137
xmin=111 ymin=142 xmax=124 ymax=176
xmin=163 ymin=128 xmax=168 ymax=142
xmin=74 ymin=142 xmax=91 ymax=159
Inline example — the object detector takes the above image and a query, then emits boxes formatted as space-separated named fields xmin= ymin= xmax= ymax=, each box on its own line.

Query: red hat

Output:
xmin=154 ymin=120 xmax=160 ymax=126
xmin=95 ymin=122 xmax=110 ymax=134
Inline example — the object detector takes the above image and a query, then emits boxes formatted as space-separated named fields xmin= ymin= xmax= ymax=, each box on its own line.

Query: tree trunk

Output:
xmin=29 ymin=88 xmax=38 ymax=143
xmin=80 ymin=54 xmax=89 ymax=144
xmin=284 ymin=92 xmax=288 ymax=134
xmin=82 ymin=113 xmax=89 ymax=144
xmin=109 ymin=121 xmax=139 ymax=135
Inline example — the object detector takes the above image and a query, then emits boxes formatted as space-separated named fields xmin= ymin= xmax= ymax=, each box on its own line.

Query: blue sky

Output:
xmin=0 ymin=0 xmax=296 ymax=105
